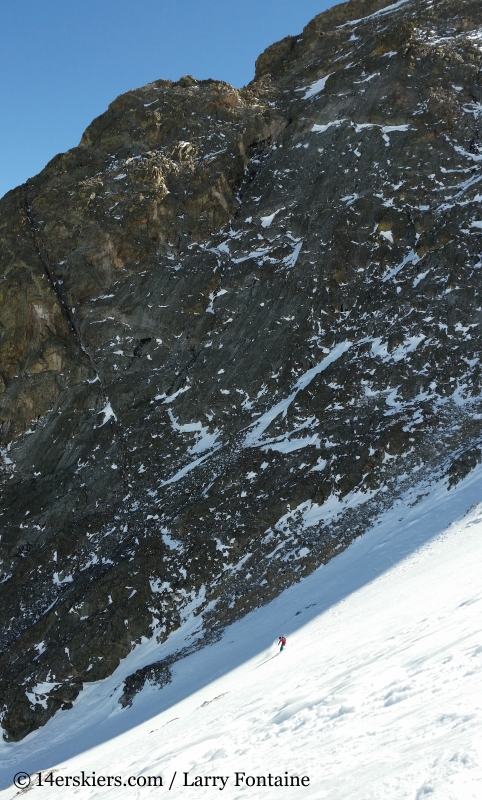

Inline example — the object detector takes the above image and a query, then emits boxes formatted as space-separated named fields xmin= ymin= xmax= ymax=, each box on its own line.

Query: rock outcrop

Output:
xmin=1 ymin=0 xmax=482 ymax=740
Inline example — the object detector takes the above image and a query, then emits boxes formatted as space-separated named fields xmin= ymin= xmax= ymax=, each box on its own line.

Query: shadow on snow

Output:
xmin=1 ymin=463 xmax=481 ymax=789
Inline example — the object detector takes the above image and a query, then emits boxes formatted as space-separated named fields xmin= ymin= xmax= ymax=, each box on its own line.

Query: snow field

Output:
xmin=1 ymin=465 xmax=481 ymax=799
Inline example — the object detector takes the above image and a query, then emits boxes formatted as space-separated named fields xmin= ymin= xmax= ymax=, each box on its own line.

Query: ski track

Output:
xmin=1 ymin=465 xmax=482 ymax=799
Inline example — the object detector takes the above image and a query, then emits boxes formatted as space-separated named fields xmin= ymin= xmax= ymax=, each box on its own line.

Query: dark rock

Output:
xmin=1 ymin=0 xmax=482 ymax=739
xmin=119 ymin=661 xmax=172 ymax=709
xmin=447 ymin=447 xmax=482 ymax=488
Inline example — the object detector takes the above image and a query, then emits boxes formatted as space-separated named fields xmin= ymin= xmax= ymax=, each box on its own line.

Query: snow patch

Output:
xmin=311 ymin=119 xmax=347 ymax=134
xmin=301 ymin=74 xmax=333 ymax=100
xmin=244 ymin=341 xmax=352 ymax=447
xmin=337 ymin=0 xmax=412 ymax=28
xmin=260 ymin=208 xmax=284 ymax=228
xmin=97 ymin=402 xmax=117 ymax=427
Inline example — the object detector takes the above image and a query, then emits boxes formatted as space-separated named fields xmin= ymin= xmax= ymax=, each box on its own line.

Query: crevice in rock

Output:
xmin=19 ymin=185 xmax=131 ymax=492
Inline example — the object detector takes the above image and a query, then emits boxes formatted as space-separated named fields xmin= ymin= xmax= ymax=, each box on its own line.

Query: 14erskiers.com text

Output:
xmin=33 ymin=770 xmax=311 ymax=790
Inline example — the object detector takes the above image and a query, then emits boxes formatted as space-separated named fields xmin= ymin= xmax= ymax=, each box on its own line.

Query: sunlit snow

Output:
xmin=1 ymin=466 xmax=481 ymax=799
xmin=301 ymin=74 xmax=333 ymax=100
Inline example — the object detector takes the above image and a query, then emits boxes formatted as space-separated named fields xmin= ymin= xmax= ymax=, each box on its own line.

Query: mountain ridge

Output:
xmin=1 ymin=0 xmax=482 ymax=740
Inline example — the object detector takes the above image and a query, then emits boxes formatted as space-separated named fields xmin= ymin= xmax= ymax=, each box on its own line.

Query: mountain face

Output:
xmin=1 ymin=0 xmax=481 ymax=741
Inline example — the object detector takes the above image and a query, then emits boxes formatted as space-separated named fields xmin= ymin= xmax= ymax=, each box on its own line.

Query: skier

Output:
xmin=278 ymin=635 xmax=287 ymax=652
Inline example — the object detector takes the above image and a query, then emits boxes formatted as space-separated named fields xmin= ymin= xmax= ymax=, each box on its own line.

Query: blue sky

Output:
xmin=1 ymin=0 xmax=341 ymax=199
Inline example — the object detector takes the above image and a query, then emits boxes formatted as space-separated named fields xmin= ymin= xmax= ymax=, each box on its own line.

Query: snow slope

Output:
xmin=1 ymin=465 xmax=481 ymax=799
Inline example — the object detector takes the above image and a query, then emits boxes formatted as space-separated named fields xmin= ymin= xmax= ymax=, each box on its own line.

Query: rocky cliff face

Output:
xmin=1 ymin=0 xmax=482 ymax=740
